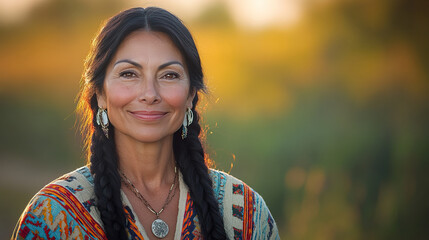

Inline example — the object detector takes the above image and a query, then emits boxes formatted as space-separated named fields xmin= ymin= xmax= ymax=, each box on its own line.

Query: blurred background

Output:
xmin=1 ymin=0 xmax=428 ymax=239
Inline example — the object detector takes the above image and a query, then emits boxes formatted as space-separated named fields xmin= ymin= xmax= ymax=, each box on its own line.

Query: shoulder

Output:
xmin=209 ymin=169 xmax=280 ymax=240
xmin=39 ymin=166 xmax=97 ymax=212
xmin=12 ymin=166 xmax=106 ymax=240
xmin=209 ymin=168 xmax=266 ymax=207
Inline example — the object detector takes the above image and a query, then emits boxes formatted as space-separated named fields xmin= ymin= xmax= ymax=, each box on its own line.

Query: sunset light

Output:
xmin=1 ymin=0 xmax=428 ymax=239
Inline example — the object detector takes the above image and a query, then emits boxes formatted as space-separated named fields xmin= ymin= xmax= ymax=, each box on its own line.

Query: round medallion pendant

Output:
xmin=151 ymin=218 xmax=169 ymax=238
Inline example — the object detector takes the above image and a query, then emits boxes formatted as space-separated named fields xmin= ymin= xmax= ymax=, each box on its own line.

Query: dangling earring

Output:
xmin=181 ymin=107 xmax=193 ymax=139
xmin=96 ymin=108 xmax=109 ymax=138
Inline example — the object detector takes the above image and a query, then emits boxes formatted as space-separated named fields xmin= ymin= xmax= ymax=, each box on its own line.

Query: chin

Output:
xmin=114 ymin=126 xmax=179 ymax=144
xmin=132 ymin=132 xmax=176 ymax=143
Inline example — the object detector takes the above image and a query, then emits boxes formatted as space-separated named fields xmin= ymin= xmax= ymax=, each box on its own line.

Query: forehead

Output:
xmin=111 ymin=30 xmax=185 ymax=65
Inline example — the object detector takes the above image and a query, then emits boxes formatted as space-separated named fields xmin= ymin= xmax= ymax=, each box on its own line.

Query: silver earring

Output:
xmin=181 ymin=108 xmax=193 ymax=139
xmin=96 ymin=108 xmax=109 ymax=138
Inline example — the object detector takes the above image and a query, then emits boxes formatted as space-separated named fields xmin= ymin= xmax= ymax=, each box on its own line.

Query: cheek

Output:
xmin=106 ymin=84 xmax=136 ymax=108
xmin=161 ymin=86 xmax=190 ymax=109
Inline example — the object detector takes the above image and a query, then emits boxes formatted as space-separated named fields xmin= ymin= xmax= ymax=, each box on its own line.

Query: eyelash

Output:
xmin=161 ymin=72 xmax=181 ymax=80
xmin=118 ymin=71 xmax=181 ymax=80
xmin=119 ymin=70 xmax=137 ymax=78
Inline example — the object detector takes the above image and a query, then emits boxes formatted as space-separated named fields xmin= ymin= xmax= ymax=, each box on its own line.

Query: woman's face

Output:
xmin=97 ymin=30 xmax=194 ymax=143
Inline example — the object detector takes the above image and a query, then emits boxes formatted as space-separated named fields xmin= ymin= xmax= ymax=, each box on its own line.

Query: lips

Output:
xmin=129 ymin=111 xmax=167 ymax=120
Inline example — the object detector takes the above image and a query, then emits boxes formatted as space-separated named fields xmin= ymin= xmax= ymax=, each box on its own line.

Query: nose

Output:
xmin=139 ymin=77 xmax=161 ymax=104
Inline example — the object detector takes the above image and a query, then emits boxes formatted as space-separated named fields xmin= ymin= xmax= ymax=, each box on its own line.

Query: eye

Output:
xmin=161 ymin=72 xmax=180 ymax=80
xmin=119 ymin=71 xmax=137 ymax=78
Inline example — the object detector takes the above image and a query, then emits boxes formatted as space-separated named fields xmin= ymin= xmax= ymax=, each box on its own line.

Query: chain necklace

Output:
xmin=120 ymin=167 xmax=178 ymax=239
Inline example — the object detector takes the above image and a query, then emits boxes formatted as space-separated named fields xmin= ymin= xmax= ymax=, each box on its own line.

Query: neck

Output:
xmin=115 ymin=133 xmax=176 ymax=190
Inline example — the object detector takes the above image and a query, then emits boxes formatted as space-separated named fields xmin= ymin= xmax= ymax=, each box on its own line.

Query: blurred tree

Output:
xmin=1 ymin=0 xmax=428 ymax=239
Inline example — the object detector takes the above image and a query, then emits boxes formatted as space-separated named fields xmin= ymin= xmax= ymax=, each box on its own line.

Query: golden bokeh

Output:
xmin=1 ymin=0 xmax=428 ymax=239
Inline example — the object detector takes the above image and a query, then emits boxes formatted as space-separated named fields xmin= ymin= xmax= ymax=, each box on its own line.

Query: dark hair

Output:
xmin=76 ymin=7 xmax=226 ymax=240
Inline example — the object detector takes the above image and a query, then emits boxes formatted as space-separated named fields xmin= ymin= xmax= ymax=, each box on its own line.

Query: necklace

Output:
xmin=120 ymin=167 xmax=178 ymax=239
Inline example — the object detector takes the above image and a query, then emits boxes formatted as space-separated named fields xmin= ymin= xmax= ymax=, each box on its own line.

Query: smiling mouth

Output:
xmin=129 ymin=111 xmax=167 ymax=120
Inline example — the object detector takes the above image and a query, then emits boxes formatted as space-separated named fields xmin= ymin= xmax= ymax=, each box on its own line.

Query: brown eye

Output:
xmin=162 ymin=72 xmax=180 ymax=80
xmin=119 ymin=71 xmax=137 ymax=78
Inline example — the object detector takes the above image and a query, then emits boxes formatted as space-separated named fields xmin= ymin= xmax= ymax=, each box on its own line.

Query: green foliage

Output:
xmin=1 ymin=0 xmax=428 ymax=239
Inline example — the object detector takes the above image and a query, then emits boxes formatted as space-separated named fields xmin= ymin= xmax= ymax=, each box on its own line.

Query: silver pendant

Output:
xmin=151 ymin=218 xmax=169 ymax=238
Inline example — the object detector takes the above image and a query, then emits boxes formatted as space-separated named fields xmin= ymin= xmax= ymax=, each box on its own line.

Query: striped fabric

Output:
xmin=13 ymin=166 xmax=279 ymax=239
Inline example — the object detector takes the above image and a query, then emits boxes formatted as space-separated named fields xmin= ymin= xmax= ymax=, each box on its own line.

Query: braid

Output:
xmin=90 ymin=118 xmax=127 ymax=239
xmin=174 ymin=97 xmax=227 ymax=240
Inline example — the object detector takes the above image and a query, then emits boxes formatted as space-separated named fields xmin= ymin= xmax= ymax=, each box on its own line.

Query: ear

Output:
xmin=96 ymin=90 xmax=107 ymax=109
xmin=186 ymin=88 xmax=196 ymax=109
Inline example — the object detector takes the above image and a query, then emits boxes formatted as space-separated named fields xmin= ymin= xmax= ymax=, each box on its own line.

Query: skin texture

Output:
xmin=97 ymin=30 xmax=195 ymax=240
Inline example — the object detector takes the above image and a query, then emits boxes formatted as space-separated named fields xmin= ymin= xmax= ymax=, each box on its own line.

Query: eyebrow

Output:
xmin=114 ymin=59 xmax=142 ymax=68
xmin=113 ymin=59 xmax=184 ymax=70
xmin=158 ymin=61 xmax=184 ymax=71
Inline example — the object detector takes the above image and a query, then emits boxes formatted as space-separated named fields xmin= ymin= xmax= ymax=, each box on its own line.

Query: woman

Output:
xmin=13 ymin=7 xmax=279 ymax=240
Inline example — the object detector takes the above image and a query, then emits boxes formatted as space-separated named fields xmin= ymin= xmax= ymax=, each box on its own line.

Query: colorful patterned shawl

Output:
xmin=12 ymin=166 xmax=279 ymax=239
